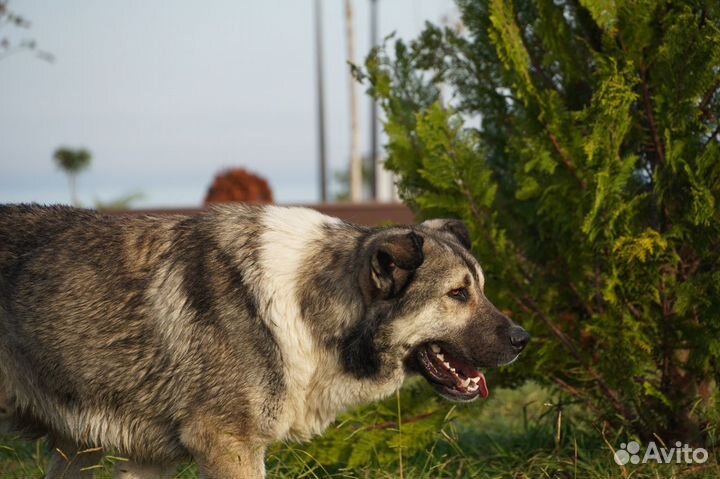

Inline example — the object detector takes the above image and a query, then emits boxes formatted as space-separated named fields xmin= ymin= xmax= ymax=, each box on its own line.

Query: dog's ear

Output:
xmin=368 ymin=231 xmax=424 ymax=299
xmin=421 ymin=219 xmax=471 ymax=250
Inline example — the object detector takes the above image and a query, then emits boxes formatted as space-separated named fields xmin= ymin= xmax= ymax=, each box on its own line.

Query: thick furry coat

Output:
xmin=0 ymin=204 xmax=528 ymax=478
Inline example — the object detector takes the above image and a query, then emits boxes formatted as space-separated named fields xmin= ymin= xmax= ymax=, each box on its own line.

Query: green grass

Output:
xmin=2 ymin=382 xmax=718 ymax=478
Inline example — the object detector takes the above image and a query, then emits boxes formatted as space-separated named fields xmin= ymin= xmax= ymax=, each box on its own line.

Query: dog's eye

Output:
xmin=447 ymin=287 xmax=468 ymax=302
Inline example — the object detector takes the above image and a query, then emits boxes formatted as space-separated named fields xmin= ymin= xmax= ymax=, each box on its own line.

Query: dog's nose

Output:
xmin=509 ymin=326 xmax=530 ymax=352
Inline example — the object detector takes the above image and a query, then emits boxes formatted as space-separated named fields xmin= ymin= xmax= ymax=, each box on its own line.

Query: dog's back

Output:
xmin=0 ymin=205 xmax=94 ymax=302
xmin=0 ymin=205 xmax=192 ymax=459
xmin=0 ymin=205 xmax=104 ymax=437
xmin=0 ymin=204 xmax=289 ymax=463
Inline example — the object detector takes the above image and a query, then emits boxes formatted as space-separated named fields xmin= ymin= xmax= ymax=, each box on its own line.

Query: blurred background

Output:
xmin=0 ymin=0 xmax=455 ymax=208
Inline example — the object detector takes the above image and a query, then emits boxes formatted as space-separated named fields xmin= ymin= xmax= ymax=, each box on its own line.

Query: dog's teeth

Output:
xmin=461 ymin=378 xmax=470 ymax=387
xmin=436 ymin=353 xmax=444 ymax=361
xmin=430 ymin=344 xmax=441 ymax=353
xmin=443 ymin=362 xmax=451 ymax=369
xmin=468 ymin=383 xmax=479 ymax=391
xmin=470 ymin=376 xmax=480 ymax=384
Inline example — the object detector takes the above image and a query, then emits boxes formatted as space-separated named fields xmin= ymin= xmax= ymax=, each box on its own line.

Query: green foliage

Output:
xmin=359 ymin=0 xmax=720 ymax=444
xmin=94 ymin=192 xmax=145 ymax=211
xmin=0 ymin=1 xmax=54 ymax=62
xmin=53 ymin=147 xmax=92 ymax=206
xmin=333 ymin=158 xmax=375 ymax=202
xmin=4 ymin=382 xmax=719 ymax=477
xmin=53 ymin=147 xmax=91 ymax=174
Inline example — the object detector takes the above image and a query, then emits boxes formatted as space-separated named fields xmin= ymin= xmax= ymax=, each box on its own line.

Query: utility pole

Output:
xmin=369 ymin=0 xmax=379 ymax=200
xmin=315 ymin=0 xmax=328 ymax=202
xmin=345 ymin=0 xmax=362 ymax=203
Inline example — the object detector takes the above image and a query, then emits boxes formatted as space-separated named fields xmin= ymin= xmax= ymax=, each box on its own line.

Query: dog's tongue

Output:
xmin=448 ymin=356 xmax=489 ymax=398
xmin=456 ymin=362 xmax=489 ymax=398
xmin=477 ymin=372 xmax=489 ymax=398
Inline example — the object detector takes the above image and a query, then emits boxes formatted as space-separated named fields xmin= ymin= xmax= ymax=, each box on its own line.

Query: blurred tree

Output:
xmin=53 ymin=147 xmax=91 ymax=207
xmin=94 ymin=192 xmax=145 ymax=212
xmin=334 ymin=155 xmax=375 ymax=202
xmin=360 ymin=0 xmax=720 ymax=445
xmin=0 ymin=1 xmax=53 ymax=62
xmin=204 ymin=168 xmax=274 ymax=205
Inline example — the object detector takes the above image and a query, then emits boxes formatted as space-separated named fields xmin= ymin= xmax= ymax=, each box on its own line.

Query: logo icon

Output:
xmin=614 ymin=440 xmax=708 ymax=465
xmin=614 ymin=441 xmax=641 ymax=465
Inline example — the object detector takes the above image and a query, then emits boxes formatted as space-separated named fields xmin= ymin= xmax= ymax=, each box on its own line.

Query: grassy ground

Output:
xmin=1 ymin=381 xmax=717 ymax=478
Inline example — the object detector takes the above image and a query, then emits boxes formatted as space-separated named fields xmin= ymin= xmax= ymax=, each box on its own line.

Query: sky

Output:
xmin=0 ymin=0 xmax=457 ymax=207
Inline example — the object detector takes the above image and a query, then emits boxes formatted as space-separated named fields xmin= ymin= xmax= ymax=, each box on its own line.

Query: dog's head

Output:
xmin=344 ymin=219 xmax=529 ymax=402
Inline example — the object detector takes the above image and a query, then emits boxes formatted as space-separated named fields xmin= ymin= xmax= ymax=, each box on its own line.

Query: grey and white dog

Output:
xmin=0 ymin=204 xmax=529 ymax=478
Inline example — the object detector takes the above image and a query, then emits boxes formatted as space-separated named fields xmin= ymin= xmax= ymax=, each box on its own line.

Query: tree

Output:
xmin=359 ymin=0 xmax=720 ymax=444
xmin=333 ymin=155 xmax=375 ymax=202
xmin=204 ymin=168 xmax=274 ymax=205
xmin=0 ymin=1 xmax=53 ymax=62
xmin=53 ymin=147 xmax=91 ymax=207
xmin=94 ymin=192 xmax=145 ymax=211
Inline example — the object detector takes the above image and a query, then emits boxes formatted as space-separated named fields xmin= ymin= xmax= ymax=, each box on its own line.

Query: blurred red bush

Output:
xmin=204 ymin=168 xmax=274 ymax=205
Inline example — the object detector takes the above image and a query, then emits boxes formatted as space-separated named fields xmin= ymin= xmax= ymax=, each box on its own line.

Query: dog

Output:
xmin=0 ymin=204 xmax=529 ymax=478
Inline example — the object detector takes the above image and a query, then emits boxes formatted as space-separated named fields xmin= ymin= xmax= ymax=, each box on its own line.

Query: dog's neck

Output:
xmin=238 ymin=206 xmax=407 ymax=442
xmin=284 ymin=346 xmax=407 ymax=442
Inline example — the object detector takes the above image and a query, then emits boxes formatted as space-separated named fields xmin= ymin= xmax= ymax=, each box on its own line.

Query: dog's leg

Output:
xmin=45 ymin=437 xmax=104 ymax=479
xmin=0 ymin=369 xmax=13 ymax=434
xmin=180 ymin=423 xmax=265 ymax=479
xmin=194 ymin=443 xmax=265 ymax=479
xmin=112 ymin=460 xmax=177 ymax=479
xmin=0 ymin=394 xmax=11 ymax=434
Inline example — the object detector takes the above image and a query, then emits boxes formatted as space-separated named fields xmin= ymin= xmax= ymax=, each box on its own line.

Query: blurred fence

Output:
xmin=109 ymin=202 xmax=414 ymax=226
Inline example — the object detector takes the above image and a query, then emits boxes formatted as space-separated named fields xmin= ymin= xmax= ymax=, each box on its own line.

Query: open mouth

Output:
xmin=413 ymin=343 xmax=489 ymax=402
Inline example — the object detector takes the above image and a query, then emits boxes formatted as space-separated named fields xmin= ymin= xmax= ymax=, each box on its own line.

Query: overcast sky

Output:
xmin=0 ymin=0 xmax=457 ymax=207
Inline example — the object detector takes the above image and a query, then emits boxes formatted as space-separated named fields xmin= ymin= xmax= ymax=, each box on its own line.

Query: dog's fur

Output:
xmin=0 ymin=204 xmax=528 ymax=478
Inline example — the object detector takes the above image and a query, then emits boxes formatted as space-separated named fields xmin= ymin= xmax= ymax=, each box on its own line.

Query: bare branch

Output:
xmin=639 ymin=68 xmax=666 ymax=165
xmin=514 ymin=294 xmax=634 ymax=421
xmin=548 ymin=130 xmax=587 ymax=190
